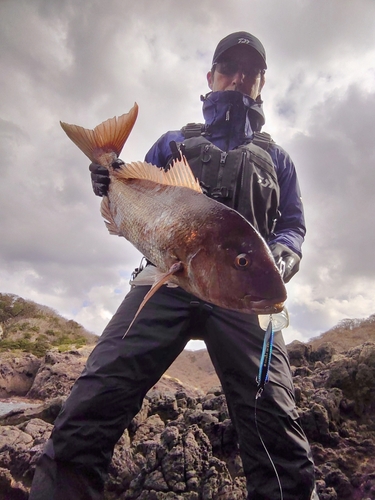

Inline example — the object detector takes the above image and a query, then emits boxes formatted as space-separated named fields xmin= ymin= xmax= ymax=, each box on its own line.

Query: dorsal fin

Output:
xmin=114 ymin=156 xmax=202 ymax=193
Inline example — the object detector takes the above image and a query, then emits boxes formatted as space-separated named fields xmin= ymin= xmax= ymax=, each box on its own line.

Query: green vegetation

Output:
xmin=0 ymin=295 xmax=39 ymax=322
xmin=0 ymin=337 xmax=49 ymax=357
xmin=0 ymin=293 xmax=97 ymax=358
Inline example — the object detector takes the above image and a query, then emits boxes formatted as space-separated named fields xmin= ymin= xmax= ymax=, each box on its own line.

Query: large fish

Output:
xmin=60 ymin=103 xmax=286 ymax=316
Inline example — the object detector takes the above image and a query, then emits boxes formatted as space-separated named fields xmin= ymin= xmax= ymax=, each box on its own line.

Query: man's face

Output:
xmin=207 ymin=45 xmax=265 ymax=99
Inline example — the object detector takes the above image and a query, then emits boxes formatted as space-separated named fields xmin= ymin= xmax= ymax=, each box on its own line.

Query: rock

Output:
xmin=132 ymin=414 xmax=165 ymax=445
xmin=175 ymin=390 xmax=199 ymax=410
xmin=1 ymin=342 xmax=375 ymax=499
xmin=122 ymin=424 xmax=245 ymax=500
xmin=0 ymin=466 xmax=28 ymax=500
xmin=0 ymin=353 xmax=41 ymax=398
xmin=0 ymin=397 xmax=64 ymax=426
xmin=146 ymin=391 xmax=182 ymax=422
xmin=310 ymin=342 xmax=336 ymax=364
xmin=0 ymin=425 xmax=33 ymax=448
xmin=0 ymin=419 xmax=52 ymax=499
xmin=287 ymin=340 xmax=311 ymax=367
xmin=325 ymin=342 xmax=375 ymax=417
xmin=26 ymin=350 xmax=87 ymax=400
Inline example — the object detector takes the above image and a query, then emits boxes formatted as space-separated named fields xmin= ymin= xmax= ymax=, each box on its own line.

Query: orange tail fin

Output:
xmin=60 ymin=103 xmax=138 ymax=164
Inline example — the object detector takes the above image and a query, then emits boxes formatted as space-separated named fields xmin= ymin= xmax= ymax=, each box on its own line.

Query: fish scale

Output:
xmin=116 ymin=180 xmax=212 ymax=266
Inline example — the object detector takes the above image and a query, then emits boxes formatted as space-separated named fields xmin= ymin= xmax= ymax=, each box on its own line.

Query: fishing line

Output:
xmin=255 ymin=317 xmax=284 ymax=500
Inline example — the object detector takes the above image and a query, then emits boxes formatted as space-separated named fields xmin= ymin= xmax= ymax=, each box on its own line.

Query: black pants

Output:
xmin=29 ymin=285 xmax=315 ymax=499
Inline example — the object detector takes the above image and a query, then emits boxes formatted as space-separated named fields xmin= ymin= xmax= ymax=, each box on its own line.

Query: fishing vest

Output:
xmin=174 ymin=123 xmax=280 ymax=240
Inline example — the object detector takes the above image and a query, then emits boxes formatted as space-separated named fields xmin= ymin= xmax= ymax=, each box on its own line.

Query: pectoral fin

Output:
xmin=122 ymin=261 xmax=184 ymax=338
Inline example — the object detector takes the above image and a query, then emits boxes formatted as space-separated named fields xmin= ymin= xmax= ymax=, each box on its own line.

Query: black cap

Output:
xmin=212 ymin=31 xmax=267 ymax=69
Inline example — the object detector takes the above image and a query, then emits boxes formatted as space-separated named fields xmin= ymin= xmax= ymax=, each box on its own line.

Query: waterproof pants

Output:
xmin=29 ymin=285 xmax=315 ymax=500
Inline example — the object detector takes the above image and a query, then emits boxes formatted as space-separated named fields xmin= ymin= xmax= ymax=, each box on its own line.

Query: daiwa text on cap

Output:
xmin=212 ymin=31 xmax=267 ymax=69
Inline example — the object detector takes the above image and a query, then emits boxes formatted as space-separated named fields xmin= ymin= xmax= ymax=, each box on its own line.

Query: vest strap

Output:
xmin=181 ymin=123 xmax=205 ymax=139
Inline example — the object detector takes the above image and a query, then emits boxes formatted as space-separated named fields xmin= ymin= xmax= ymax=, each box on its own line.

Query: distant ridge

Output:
xmin=307 ymin=313 xmax=375 ymax=352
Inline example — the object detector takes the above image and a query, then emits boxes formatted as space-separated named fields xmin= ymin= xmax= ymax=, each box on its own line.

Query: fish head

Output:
xmin=186 ymin=210 xmax=287 ymax=314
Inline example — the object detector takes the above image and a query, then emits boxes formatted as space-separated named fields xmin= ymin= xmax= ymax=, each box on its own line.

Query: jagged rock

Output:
xmin=205 ymin=387 xmax=223 ymax=397
xmin=287 ymin=339 xmax=311 ymax=367
xmin=26 ymin=349 xmax=88 ymax=400
xmin=107 ymin=433 xmax=140 ymax=495
xmin=0 ymin=353 xmax=41 ymax=398
xmin=132 ymin=414 xmax=166 ymax=446
xmin=0 ymin=466 xmax=29 ymax=500
xmin=310 ymin=342 xmax=336 ymax=364
xmin=325 ymin=342 xmax=375 ymax=416
xmin=1 ymin=342 xmax=375 ymax=499
xmin=0 ymin=419 xmax=52 ymax=500
xmin=175 ymin=390 xmax=199 ymax=410
xmin=121 ymin=424 xmax=245 ymax=500
xmin=146 ymin=391 xmax=182 ymax=422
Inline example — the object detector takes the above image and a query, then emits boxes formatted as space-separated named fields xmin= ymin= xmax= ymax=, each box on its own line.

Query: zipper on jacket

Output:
xmin=232 ymin=151 xmax=246 ymax=211
xmin=217 ymin=152 xmax=228 ymax=188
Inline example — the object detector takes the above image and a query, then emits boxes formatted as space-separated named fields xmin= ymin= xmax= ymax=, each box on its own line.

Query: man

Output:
xmin=30 ymin=32 xmax=318 ymax=499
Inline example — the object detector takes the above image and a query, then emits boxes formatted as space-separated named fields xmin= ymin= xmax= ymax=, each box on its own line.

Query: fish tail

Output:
xmin=60 ymin=103 xmax=138 ymax=164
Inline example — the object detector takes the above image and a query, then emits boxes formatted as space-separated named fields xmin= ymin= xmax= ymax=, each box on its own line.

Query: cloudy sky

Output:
xmin=1 ymin=0 xmax=375 ymax=349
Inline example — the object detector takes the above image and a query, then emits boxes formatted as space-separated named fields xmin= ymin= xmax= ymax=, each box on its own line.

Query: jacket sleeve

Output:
xmin=267 ymin=145 xmax=306 ymax=258
xmin=144 ymin=131 xmax=184 ymax=167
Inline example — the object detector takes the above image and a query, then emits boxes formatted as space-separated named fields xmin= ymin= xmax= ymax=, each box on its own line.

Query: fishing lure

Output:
xmin=255 ymin=316 xmax=284 ymax=499
xmin=256 ymin=316 xmax=274 ymax=397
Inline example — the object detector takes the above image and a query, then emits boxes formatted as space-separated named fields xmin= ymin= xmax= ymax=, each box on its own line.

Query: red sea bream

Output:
xmin=60 ymin=103 xmax=286 ymax=315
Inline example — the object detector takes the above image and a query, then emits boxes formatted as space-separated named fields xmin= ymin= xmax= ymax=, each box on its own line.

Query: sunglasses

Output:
xmin=213 ymin=60 xmax=264 ymax=78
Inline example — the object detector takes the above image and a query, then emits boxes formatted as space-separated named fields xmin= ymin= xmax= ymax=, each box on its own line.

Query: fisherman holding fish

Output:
xmin=30 ymin=32 xmax=319 ymax=499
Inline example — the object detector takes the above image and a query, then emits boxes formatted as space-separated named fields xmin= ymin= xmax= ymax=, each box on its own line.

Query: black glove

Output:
xmin=269 ymin=242 xmax=301 ymax=283
xmin=89 ymin=159 xmax=124 ymax=197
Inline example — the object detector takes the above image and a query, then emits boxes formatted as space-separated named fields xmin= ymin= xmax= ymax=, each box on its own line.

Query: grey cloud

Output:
xmin=290 ymin=84 xmax=375 ymax=279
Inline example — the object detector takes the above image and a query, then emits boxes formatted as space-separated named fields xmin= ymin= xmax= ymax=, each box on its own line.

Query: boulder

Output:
xmin=0 ymin=353 xmax=41 ymax=398
xmin=26 ymin=350 xmax=88 ymax=400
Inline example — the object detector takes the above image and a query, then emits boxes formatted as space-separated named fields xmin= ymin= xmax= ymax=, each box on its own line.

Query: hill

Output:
xmin=166 ymin=349 xmax=220 ymax=393
xmin=308 ymin=313 xmax=375 ymax=352
xmin=0 ymin=293 xmax=97 ymax=357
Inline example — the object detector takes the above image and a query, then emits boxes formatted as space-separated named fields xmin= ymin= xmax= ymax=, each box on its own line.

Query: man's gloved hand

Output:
xmin=89 ymin=159 xmax=124 ymax=197
xmin=269 ymin=242 xmax=301 ymax=283
xmin=89 ymin=163 xmax=109 ymax=197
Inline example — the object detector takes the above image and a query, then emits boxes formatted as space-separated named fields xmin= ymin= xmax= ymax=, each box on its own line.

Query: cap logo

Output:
xmin=237 ymin=38 xmax=251 ymax=45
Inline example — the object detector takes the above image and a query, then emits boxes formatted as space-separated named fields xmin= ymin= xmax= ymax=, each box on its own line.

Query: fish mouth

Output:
xmin=244 ymin=296 xmax=285 ymax=314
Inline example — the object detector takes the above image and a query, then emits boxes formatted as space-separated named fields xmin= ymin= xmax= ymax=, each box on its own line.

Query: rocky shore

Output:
xmin=1 ymin=340 xmax=375 ymax=500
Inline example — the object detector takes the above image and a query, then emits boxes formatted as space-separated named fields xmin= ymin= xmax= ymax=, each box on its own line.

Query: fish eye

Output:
xmin=235 ymin=253 xmax=251 ymax=269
